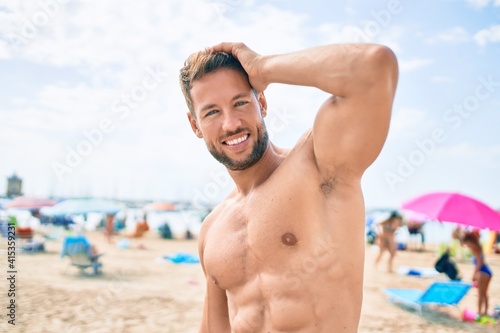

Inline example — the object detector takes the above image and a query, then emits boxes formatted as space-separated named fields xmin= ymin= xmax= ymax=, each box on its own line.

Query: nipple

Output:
xmin=281 ymin=232 xmax=298 ymax=246
xmin=210 ymin=275 xmax=219 ymax=285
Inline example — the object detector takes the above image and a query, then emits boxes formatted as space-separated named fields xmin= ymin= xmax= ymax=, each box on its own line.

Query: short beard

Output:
xmin=207 ymin=122 xmax=269 ymax=171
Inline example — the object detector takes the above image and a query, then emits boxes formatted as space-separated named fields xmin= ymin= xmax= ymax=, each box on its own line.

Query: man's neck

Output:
xmin=227 ymin=143 xmax=286 ymax=196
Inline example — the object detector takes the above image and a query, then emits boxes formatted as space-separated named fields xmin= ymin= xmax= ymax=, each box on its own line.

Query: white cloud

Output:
xmin=1 ymin=0 xmax=499 ymax=209
xmin=344 ymin=6 xmax=357 ymax=16
xmin=389 ymin=107 xmax=432 ymax=135
xmin=466 ymin=0 xmax=490 ymax=8
xmin=437 ymin=143 xmax=500 ymax=167
xmin=425 ymin=26 xmax=470 ymax=44
xmin=0 ymin=40 xmax=11 ymax=59
xmin=2 ymin=0 xmax=308 ymax=68
xmin=0 ymin=0 xmax=316 ymax=202
xmin=398 ymin=58 xmax=434 ymax=72
xmin=466 ymin=0 xmax=500 ymax=7
xmin=474 ymin=25 xmax=500 ymax=46
xmin=317 ymin=23 xmax=362 ymax=43
xmin=316 ymin=23 xmax=402 ymax=52
xmin=377 ymin=27 xmax=403 ymax=53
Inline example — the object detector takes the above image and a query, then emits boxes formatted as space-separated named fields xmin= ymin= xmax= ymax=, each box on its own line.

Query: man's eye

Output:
xmin=235 ymin=101 xmax=248 ymax=107
xmin=206 ymin=110 xmax=218 ymax=117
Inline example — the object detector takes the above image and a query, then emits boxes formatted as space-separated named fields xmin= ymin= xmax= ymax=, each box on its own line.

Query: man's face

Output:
xmin=188 ymin=68 xmax=269 ymax=171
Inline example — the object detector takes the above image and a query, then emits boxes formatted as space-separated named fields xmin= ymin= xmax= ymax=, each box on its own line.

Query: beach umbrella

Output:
xmin=143 ymin=201 xmax=177 ymax=211
xmin=402 ymin=192 xmax=500 ymax=231
xmin=40 ymin=198 xmax=124 ymax=217
xmin=402 ymin=209 xmax=434 ymax=223
xmin=4 ymin=196 xmax=56 ymax=210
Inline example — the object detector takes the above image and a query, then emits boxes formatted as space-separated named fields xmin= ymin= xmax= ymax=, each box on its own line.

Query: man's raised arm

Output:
xmin=210 ymin=42 xmax=399 ymax=175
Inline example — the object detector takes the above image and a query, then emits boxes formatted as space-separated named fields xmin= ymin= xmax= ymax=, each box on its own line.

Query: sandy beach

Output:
xmin=1 ymin=230 xmax=499 ymax=333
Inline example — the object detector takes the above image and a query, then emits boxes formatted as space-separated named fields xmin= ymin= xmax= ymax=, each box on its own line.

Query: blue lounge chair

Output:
xmin=61 ymin=235 xmax=103 ymax=275
xmin=384 ymin=280 xmax=472 ymax=314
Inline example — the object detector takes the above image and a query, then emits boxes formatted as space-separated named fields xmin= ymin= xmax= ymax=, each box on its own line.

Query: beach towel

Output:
xmin=397 ymin=266 xmax=440 ymax=278
xmin=163 ymin=252 xmax=200 ymax=264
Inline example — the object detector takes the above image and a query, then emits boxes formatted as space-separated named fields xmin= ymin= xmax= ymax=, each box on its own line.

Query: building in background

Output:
xmin=6 ymin=173 xmax=23 ymax=198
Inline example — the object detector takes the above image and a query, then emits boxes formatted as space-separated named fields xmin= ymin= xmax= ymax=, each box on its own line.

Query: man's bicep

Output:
xmin=197 ymin=221 xmax=230 ymax=332
xmin=312 ymin=86 xmax=394 ymax=175
xmin=312 ymin=47 xmax=398 ymax=174
xmin=199 ymin=281 xmax=230 ymax=333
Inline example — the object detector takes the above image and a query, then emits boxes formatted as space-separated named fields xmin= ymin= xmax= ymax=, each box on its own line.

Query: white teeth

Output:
xmin=226 ymin=134 xmax=248 ymax=146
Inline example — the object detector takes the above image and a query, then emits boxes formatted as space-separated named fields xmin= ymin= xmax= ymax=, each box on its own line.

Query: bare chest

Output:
xmin=202 ymin=190 xmax=339 ymax=290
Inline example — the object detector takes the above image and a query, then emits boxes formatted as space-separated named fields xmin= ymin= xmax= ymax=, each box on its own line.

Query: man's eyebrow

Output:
xmin=201 ymin=103 xmax=217 ymax=112
xmin=231 ymin=92 xmax=251 ymax=101
xmin=200 ymin=93 xmax=252 ymax=112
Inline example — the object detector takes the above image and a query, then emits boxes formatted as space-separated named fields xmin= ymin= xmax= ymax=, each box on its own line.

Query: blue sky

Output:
xmin=0 ymin=0 xmax=499 ymax=210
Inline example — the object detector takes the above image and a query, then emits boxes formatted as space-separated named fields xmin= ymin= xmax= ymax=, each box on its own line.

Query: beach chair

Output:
xmin=0 ymin=221 xmax=10 ymax=238
xmin=384 ymin=280 xmax=472 ymax=314
xmin=40 ymin=224 xmax=66 ymax=241
xmin=61 ymin=235 xmax=103 ymax=275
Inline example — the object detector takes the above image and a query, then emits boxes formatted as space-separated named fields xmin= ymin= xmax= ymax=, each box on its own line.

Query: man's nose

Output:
xmin=221 ymin=111 xmax=242 ymax=132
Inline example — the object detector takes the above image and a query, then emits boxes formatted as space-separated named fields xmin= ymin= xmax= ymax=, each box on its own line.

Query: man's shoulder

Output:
xmin=273 ymin=129 xmax=318 ymax=175
xmin=277 ymin=129 xmax=314 ymax=164
xmin=198 ymin=199 xmax=233 ymax=242
xmin=201 ymin=197 xmax=233 ymax=225
xmin=294 ymin=129 xmax=313 ymax=150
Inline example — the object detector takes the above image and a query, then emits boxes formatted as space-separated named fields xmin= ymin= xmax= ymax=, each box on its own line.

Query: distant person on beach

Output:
xmin=179 ymin=42 xmax=398 ymax=332
xmin=104 ymin=213 xmax=115 ymax=244
xmin=494 ymin=233 xmax=500 ymax=254
xmin=462 ymin=230 xmax=492 ymax=316
xmin=407 ymin=220 xmax=425 ymax=251
xmin=373 ymin=211 xmax=403 ymax=273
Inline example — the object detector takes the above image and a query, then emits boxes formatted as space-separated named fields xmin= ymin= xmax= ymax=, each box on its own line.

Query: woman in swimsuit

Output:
xmin=374 ymin=211 xmax=402 ymax=273
xmin=462 ymin=230 xmax=492 ymax=316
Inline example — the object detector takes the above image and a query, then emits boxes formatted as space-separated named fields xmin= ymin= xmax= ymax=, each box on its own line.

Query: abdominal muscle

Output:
xmin=224 ymin=239 xmax=363 ymax=333
xmin=229 ymin=290 xmax=317 ymax=332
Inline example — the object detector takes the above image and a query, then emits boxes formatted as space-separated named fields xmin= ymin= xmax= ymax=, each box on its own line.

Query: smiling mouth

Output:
xmin=224 ymin=134 xmax=249 ymax=146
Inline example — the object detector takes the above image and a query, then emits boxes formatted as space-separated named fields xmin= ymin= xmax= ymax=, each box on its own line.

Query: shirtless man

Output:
xmin=179 ymin=42 xmax=398 ymax=332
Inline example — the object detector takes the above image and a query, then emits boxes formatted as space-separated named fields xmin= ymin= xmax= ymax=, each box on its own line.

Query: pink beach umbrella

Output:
xmin=402 ymin=209 xmax=433 ymax=223
xmin=402 ymin=192 xmax=500 ymax=231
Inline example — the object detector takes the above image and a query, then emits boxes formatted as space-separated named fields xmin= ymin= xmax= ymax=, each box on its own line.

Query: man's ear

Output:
xmin=187 ymin=112 xmax=203 ymax=138
xmin=258 ymin=91 xmax=267 ymax=118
